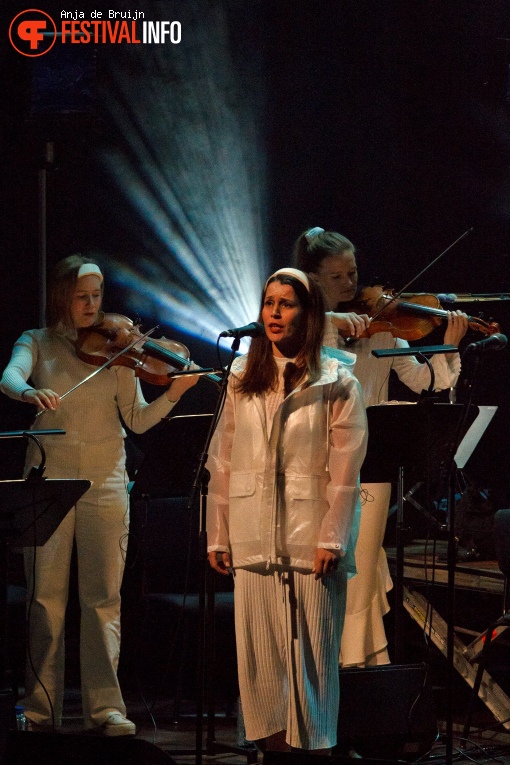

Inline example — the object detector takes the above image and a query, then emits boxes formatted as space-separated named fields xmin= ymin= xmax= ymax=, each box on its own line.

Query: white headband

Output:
xmin=77 ymin=263 xmax=103 ymax=282
xmin=265 ymin=267 xmax=310 ymax=291
xmin=305 ymin=227 xmax=325 ymax=242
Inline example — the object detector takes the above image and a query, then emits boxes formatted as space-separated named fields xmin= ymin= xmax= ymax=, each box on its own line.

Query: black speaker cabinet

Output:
xmin=336 ymin=663 xmax=438 ymax=760
xmin=4 ymin=731 xmax=176 ymax=765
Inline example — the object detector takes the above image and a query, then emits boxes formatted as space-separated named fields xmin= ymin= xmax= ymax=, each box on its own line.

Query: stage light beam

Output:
xmin=100 ymin=0 xmax=268 ymax=347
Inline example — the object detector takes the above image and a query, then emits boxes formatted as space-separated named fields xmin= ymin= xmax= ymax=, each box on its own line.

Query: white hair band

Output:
xmin=77 ymin=263 xmax=103 ymax=282
xmin=265 ymin=267 xmax=310 ymax=291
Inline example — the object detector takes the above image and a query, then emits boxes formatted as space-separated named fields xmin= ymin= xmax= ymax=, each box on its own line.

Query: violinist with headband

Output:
xmin=0 ymin=254 xmax=199 ymax=735
xmin=293 ymin=227 xmax=469 ymax=669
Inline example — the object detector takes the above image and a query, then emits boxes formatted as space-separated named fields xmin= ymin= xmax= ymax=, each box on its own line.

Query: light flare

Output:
xmin=100 ymin=0 xmax=268 ymax=347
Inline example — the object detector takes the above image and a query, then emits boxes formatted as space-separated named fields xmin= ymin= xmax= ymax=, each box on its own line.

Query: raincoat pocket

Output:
xmin=285 ymin=475 xmax=329 ymax=547
xmin=229 ymin=472 xmax=259 ymax=544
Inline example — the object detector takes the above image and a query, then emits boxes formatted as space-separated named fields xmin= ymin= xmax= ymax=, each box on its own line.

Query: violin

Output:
xmin=74 ymin=312 xmax=222 ymax=385
xmin=343 ymin=285 xmax=501 ymax=342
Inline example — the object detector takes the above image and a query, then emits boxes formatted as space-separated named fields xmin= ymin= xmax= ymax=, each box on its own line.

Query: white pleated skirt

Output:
xmin=234 ymin=564 xmax=347 ymax=750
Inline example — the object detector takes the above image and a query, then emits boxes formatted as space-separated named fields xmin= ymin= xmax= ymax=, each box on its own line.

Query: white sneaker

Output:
xmin=102 ymin=712 xmax=136 ymax=737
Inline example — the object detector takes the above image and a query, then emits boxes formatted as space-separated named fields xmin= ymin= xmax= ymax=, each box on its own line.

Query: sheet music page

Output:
xmin=454 ymin=405 xmax=497 ymax=470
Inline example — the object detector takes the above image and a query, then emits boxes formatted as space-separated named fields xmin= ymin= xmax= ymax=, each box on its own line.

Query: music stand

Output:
xmin=127 ymin=411 xmax=215 ymax=682
xmin=128 ymin=414 xmax=254 ymax=763
xmin=362 ymin=401 xmax=499 ymax=765
xmin=130 ymin=414 xmax=214 ymax=501
xmin=361 ymin=402 xmax=478 ymax=659
xmin=0 ymin=476 xmax=90 ymax=715
xmin=0 ymin=478 xmax=91 ymax=547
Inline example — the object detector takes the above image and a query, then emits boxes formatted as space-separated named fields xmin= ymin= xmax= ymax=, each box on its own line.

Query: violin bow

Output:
xmin=370 ymin=227 xmax=474 ymax=322
xmin=35 ymin=326 xmax=158 ymax=417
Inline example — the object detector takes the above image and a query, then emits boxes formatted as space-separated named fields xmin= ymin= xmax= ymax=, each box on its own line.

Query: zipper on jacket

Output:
xmin=267 ymin=469 xmax=278 ymax=568
xmin=325 ymin=387 xmax=330 ymax=472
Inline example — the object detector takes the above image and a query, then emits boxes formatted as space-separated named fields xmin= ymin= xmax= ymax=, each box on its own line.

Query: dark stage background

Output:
xmin=1 ymin=0 xmax=510 ymax=501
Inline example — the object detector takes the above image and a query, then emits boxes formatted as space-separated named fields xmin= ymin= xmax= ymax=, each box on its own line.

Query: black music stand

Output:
xmin=361 ymin=401 xmax=481 ymax=765
xmin=361 ymin=402 xmax=477 ymax=658
xmin=130 ymin=413 xmax=214 ymax=501
xmin=0 ymin=475 xmax=90 ymax=728
xmin=127 ymin=413 xmax=255 ymax=764
xmin=0 ymin=478 xmax=91 ymax=547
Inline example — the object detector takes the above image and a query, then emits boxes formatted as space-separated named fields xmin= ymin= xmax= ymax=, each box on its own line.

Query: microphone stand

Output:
xmin=185 ymin=336 xmax=243 ymax=765
xmin=439 ymin=346 xmax=490 ymax=765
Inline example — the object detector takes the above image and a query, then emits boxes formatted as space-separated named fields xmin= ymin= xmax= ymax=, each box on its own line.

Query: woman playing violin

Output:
xmin=0 ymin=255 xmax=199 ymax=735
xmin=293 ymin=227 xmax=469 ymax=670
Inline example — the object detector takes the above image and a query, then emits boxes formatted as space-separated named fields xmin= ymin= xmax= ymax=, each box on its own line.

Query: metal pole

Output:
xmin=38 ymin=141 xmax=54 ymax=327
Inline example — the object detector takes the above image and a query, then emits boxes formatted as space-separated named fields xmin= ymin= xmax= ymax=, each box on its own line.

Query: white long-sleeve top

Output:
xmin=323 ymin=316 xmax=461 ymax=407
xmin=0 ymin=328 xmax=177 ymax=445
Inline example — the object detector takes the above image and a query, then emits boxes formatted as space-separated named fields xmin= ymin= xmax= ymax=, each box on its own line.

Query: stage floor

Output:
xmin=7 ymin=700 xmax=510 ymax=765
xmin=5 ymin=540 xmax=510 ymax=764
xmin=385 ymin=539 xmax=504 ymax=594
xmin=4 ymin=680 xmax=510 ymax=765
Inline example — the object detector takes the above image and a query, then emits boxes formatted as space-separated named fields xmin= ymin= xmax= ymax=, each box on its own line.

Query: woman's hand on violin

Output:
xmin=208 ymin=550 xmax=232 ymax=576
xmin=23 ymin=388 xmax=60 ymax=411
xmin=313 ymin=548 xmax=339 ymax=580
xmin=443 ymin=310 xmax=469 ymax=347
xmin=328 ymin=311 xmax=370 ymax=338
xmin=166 ymin=362 xmax=201 ymax=402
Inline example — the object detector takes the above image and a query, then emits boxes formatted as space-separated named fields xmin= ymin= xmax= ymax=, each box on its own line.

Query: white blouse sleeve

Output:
xmin=114 ymin=366 xmax=178 ymax=434
xmin=0 ymin=331 xmax=38 ymax=400
xmin=206 ymin=384 xmax=236 ymax=553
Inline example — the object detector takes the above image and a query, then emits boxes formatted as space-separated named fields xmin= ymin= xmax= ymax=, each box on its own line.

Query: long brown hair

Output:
xmin=238 ymin=273 xmax=325 ymax=396
xmin=47 ymin=254 xmax=103 ymax=334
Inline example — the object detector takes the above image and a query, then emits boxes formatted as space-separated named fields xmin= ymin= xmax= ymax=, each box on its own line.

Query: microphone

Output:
xmin=219 ymin=322 xmax=265 ymax=339
xmin=465 ymin=333 xmax=508 ymax=353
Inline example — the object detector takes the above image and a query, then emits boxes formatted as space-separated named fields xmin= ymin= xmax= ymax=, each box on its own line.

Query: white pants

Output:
xmin=340 ymin=482 xmax=393 ymax=667
xmin=21 ymin=439 xmax=129 ymax=728
xmin=234 ymin=565 xmax=346 ymax=750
